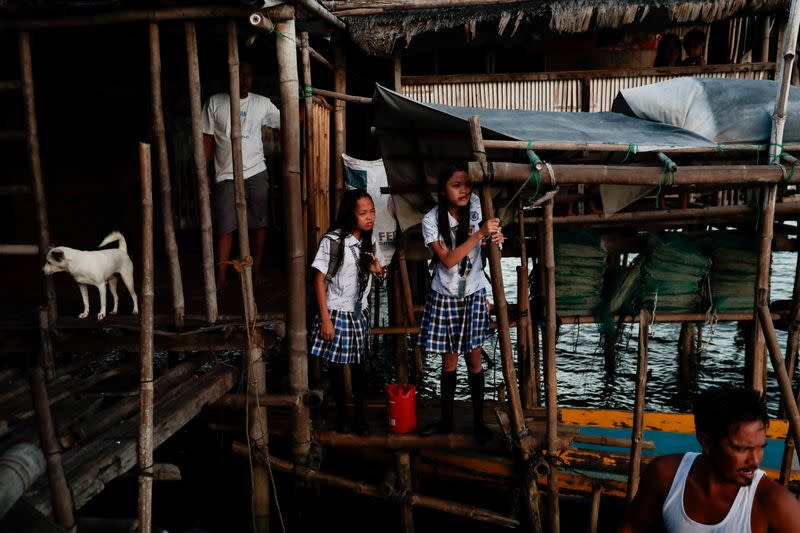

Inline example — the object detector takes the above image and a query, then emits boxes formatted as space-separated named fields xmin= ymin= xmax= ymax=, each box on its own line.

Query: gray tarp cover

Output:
xmin=613 ymin=77 xmax=800 ymax=144
xmin=372 ymin=79 xmax=796 ymax=228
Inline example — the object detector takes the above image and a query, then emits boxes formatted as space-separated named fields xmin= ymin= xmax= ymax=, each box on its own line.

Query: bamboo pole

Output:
xmin=396 ymin=451 xmax=415 ymax=532
xmin=517 ymin=266 xmax=531 ymax=407
xmin=469 ymin=162 xmax=786 ymax=187
xmin=523 ymin=201 xmax=800 ymax=226
xmin=226 ymin=22 xmax=270 ymax=531
xmin=392 ymin=272 xmax=410 ymax=384
xmin=393 ymin=56 xmax=402 ymax=92
xmin=480 ymin=139 xmax=797 ymax=154
xmin=232 ymin=442 xmax=520 ymax=528
xmin=518 ymin=200 xmax=537 ymax=408
xmin=469 ymin=116 xmax=543 ymax=532
xmin=302 ymin=32 xmax=317 ymax=260
xmin=758 ymin=304 xmax=800 ymax=448
xmin=542 ymin=196 xmax=560 ymax=532
xmin=296 ymin=0 xmax=346 ymax=29
xmin=626 ymin=310 xmax=650 ymax=502
xmin=138 ymin=142 xmax=155 ymax=533
xmin=275 ymin=13 xmax=312 ymax=467
xmin=779 ymin=220 xmax=800 ymax=480
xmin=19 ymin=32 xmax=57 ymax=327
xmin=333 ymin=38 xmax=346 ymax=213
xmin=185 ymin=21 xmax=217 ymax=324
xmin=311 ymin=87 xmax=372 ymax=105
xmin=38 ymin=308 xmax=55 ymax=382
xmin=30 ymin=365 xmax=75 ymax=531
xmin=753 ymin=1 xmax=800 ymax=392
xmin=148 ymin=23 xmax=185 ymax=328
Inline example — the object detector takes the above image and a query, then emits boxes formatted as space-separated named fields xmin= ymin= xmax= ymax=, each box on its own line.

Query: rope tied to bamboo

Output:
xmin=621 ymin=143 xmax=638 ymax=164
xmin=655 ymin=161 xmax=675 ymax=208
xmin=501 ymin=142 xmax=541 ymax=209
xmin=302 ymin=83 xmax=313 ymax=99
xmin=219 ymin=256 xmax=254 ymax=272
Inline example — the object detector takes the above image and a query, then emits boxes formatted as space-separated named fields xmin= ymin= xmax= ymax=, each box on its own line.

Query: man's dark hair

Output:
xmin=683 ymin=29 xmax=706 ymax=52
xmin=693 ymin=386 xmax=768 ymax=441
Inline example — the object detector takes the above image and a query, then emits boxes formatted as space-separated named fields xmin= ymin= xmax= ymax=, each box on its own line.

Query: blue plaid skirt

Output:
xmin=309 ymin=308 xmax=370 ymax=364
xmin=418 ymin=288 xmax=489 ymax=355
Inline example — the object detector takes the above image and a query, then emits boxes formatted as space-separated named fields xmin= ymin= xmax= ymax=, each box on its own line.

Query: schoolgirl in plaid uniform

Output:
xmin=418 ymin=163 xmax=504 ymax=444
xmin=310 ymin=189 xmax=386 ymax=435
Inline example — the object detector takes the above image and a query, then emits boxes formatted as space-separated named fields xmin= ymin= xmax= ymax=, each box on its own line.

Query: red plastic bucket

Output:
xmin=386 ymin=384 xmax=417 ymax=434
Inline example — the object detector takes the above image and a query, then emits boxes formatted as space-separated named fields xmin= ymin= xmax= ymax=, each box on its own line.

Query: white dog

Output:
xmin=42 ymin=231 xmax=139 ymax=320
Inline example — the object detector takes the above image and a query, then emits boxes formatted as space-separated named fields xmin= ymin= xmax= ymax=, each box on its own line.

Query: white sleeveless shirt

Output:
xmin=662 ymin=452 xmax=765 ymax=532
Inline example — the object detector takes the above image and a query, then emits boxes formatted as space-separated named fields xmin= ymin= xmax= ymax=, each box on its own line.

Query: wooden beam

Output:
xmin=0 ymin=6 xmax=253 ymax=29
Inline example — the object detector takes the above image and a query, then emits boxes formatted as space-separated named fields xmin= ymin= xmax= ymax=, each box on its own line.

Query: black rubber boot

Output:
xmin=351 ymin=362 xmax=370 ymax=436
xmin=420 ymin=370 xmax=456 ymax=435
xmin=468 ymin=370 xmax=493 ymax=445
xmin=330 ymin=363 xmax=351 ymax=434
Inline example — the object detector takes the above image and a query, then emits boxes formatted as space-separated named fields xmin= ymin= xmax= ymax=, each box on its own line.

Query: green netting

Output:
xmin=709 ymin=231 xmax=760 ymax=312
xmin=640 ymin=233 xmax=710 ymax=313
xmin=554 ymin=229 xmax=606 ymax=316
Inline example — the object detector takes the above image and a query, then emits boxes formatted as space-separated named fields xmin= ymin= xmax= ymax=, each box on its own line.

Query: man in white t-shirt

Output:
xmin=203 ymin=60 xmax=280 ymax=289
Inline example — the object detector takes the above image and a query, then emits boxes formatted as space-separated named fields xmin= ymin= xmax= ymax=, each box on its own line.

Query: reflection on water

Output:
xmin=380 ymin=252 xmax=797 ymax=417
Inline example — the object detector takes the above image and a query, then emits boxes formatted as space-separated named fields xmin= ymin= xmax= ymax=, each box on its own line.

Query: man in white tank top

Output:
xmin=620 ymin=387 xmax=800 ymax=532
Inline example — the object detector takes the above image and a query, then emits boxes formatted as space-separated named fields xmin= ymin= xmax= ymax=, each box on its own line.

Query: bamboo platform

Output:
xmin=0 ymin=352 xmax=238 ymax=517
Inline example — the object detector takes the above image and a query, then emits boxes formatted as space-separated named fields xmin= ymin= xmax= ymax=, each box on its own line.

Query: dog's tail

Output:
xmin=99 ymin=231 xmax=127 ymax=253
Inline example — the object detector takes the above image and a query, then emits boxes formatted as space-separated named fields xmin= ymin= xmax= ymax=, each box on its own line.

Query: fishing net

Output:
xmin=640 ymin=233 xmax=710 ymax=314
xmin=554 ymin=229 xmax=607 ymax=316
xmin=709 ymin=231 xmax=760 ymax=313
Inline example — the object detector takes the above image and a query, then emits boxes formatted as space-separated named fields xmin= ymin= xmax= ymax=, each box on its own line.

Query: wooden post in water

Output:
xmin=148 ymin=23 xmax=185 ymax=328
xmin=677 ymin=322 xmax=695 ymax=394
xmin=469 ymin=116 xmax=543 ymax=533
xmin=185 ymin=21 xmax=218 ymax=324
xmin=333 ymin=37 xmax=346 ymax=213
xmin=627 ymin=309 xmax=650 ymax=502
xmin=30 ymin=366 xmax=74 ymax=531
xmin=542 ymin=196 xmax=560 ymax=532
xmin=227 ymin=21 xmax=270 ymax=531
xmin=20 ymin=32 xmax=57 ymax=330
xmin=275 ymin=12 xmax=312 ymax=466
xmin=138 ymin=142 xmax=155 ymax=533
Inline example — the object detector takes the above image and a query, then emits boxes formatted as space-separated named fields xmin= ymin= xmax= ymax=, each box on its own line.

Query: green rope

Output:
xmin=768 ymin=142 xmax=786 ymax=165
xmin=303 ymin=83 xmax=313 ymax=98
xmin=715 ymin=144 xmax=725 ymax=154
xmin=788 ymin=165 xmax=796 ymax=183
xmin=656 ymin=162 xmax=674 ymax=208
xmin=621 ymin=143 xmax=638 ymax=164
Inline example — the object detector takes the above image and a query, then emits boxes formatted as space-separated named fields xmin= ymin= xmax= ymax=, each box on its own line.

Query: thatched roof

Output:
xmin=338 ymin=0 xmax=789 ymax=56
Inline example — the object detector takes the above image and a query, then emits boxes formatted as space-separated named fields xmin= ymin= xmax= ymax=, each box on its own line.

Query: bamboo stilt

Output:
xmin=275 ymin=13 xmax=312 ymax=467
xmin=302 ymin=32 xmax=317 ymax=260
xmin=398 ymin=249 xmax=423 ymax=380
xmin=627 ymin=310 xmax=650 ymax=502
xmin=392 ymin=272 xmax=410 ymax=384
xmin=393 ymin=56 xmax=402 ymax=92
xmin=333 ymin=38 xmax=346 ymax=213
xmin=396 ymin=451 xmax=415 ymax=532
xmin=517 ymin=200 xmax=537 ymax=408
xmin=37 ymin=307 xmax=55 ymax=382
xmin=148 ymin=23 xmax=185 ymax=328
xmin=542 ymin=197 xmax=560 ymax=533
xmin=30 ymin=365 xmax=74 ymax=531
xmin=185 ymin=21 xmax=217 ymax=324
xmin=779 ymin=232 xmax=800 ymax=481
xmin=138 ymin=142 xmax=155 ymax=533
xmin=20 ymin=32 xmax=57 ymax=328
xmin=227 ymin=22 xmax=270 ymax=531
xmin=677 ymin=322 xmax=696 ymax=395
xmin=758 ymin=305 xmax=800 ymax=448
xmin=469 ymin=116 xmax=543 ymax=532
xmin=517 ymin=266 xmax=531 ymax=407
